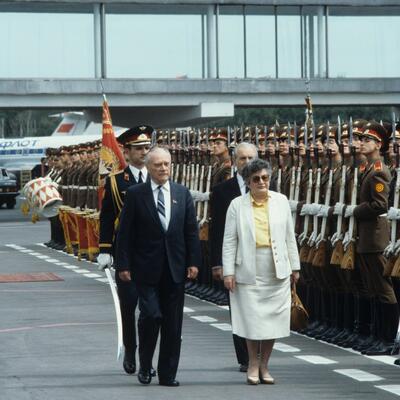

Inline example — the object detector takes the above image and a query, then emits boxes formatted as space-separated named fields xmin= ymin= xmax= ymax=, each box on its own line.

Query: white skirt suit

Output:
xmin=222 ymin=191 xmax=300 ymax=340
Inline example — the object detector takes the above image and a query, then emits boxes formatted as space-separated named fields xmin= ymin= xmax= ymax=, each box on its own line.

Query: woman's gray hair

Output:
xmin=241 ymin=159 xmax=272 ymax=183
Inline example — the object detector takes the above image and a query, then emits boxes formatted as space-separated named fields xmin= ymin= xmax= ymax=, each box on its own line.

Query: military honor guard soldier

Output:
xmin=97 ymin=125 xmax=155 ymax=375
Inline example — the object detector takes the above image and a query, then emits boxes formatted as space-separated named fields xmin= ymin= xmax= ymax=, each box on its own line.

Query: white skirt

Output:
xmin=230 ymin=247 xmax=291 ymax=340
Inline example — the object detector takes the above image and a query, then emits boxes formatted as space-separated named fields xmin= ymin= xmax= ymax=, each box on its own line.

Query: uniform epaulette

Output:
xmin=373 ymin=160 xmax=382 ymax=172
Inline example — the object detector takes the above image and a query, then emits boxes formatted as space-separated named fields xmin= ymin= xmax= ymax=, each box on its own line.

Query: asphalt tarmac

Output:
xmin=0 ymin=206 xmax=399 ymax=400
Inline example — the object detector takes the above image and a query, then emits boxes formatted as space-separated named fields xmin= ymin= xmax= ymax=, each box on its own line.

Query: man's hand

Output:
xmin=212 ymin=267 xmax=223 ymax=281
xmin=119 ymin=271 xmax=131 ymax=282
xmin=97 ymin=253 xmax=113 ymax=271
xmin=187 ymin=266 xmax=199 ymax=280
xmin=224 ymin=275 xmax=236 ymax=293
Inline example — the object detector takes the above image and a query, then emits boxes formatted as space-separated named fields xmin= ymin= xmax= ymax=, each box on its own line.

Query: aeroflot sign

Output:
xmin=0 ymin=139 xmax=40 ymax=149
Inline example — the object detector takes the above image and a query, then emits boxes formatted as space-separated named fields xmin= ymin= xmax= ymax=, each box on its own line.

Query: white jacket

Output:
xmin=222 ymin=191 xmax=300 ymax=283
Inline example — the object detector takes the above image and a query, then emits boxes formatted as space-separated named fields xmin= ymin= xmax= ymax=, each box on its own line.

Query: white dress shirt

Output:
xmin=236 ymin=173 xmax=247 ymax=196
xmin=129 ymin=165 xmax=148 ymax=183
xmin=151 ymin=179 xmax=171 ymax=229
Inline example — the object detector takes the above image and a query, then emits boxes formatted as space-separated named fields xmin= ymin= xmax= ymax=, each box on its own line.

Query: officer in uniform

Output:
xmin=97 ymin=126 xmax=155 ymax=375
xmin=343 ymin=121 xmax=399 ymax=356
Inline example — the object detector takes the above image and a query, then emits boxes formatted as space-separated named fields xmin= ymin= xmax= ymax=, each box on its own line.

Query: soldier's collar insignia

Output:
xmin=375 ymin=183 xmax=384 ymax=193
xmin=373 ymin=160 xmax=382 ymax=171
xmin=124 ymin=172 xmax=130 ymax=181
xmin=139 ymin=126 xmax=147 ymax=131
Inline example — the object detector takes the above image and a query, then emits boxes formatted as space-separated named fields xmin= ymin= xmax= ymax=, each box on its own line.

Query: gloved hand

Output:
xmin=308 ymin=231 xmax=317 ymax=247
xmin=300 ymin=204 xmax=311 ymax=216
xmin=333 ymin=202 xmax=345 ymax=216
xmin=289 ymin=200 xmax=299 ymax=213
xmin=317 ymin=205 xmax=330 ymax=218
xmin=330 ymin=232 xmax=343 ymax=247
xmin=394 ymin=239 xmax=400 ymax=257
xmin=309 ymin=203 xmax=323 ymax=216
xmin=387 ymin=207 xmax=400 ymax=221
xmin=298 ymin=232 xmax=307 ymax=246
xmin=344 ymin=205 xmax=356 ymax=218
xmin=342 ymin=231 xmax=350 ymax=250
xmin=190 ymin=190 xmax=210 ymax=202
xmin=97 ymin=253 xmax=113 ymax=271
xmin=383 ymin=242 xmax=395 ymax=259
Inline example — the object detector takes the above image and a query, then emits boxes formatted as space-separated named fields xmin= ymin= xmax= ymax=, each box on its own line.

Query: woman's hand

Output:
xmin=224 ymin=275 xmax=236 ymax=292
xmin=290 ymin=271 xmax=300 ymax=285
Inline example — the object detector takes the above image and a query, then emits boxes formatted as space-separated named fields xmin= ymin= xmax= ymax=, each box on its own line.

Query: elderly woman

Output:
xmin=223 ymin=159 xmax=300 ymax=385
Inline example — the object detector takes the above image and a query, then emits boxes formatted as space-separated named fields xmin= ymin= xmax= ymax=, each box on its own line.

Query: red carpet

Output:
xmin=0 ymin=272 xmax=63 ymax=283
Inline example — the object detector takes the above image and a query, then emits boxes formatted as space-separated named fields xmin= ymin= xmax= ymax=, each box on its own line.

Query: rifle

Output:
xmin=289 ymin=122 xmax=296 ymax=201
xmin=341 ymin=117 xmax=357 ymax=270
xmin=274 ymin=124 xmax=282 ymax=193
xmin=293 ymin=122 xmax=302 ymax=226
xmin=384 ymin=113 xmax=400 ymax=277
xmin=199 ymin=145 xmax=212 ymax=240
xmin=313 ymin=123 xmax=333 ymax=268
xmin=330 ymin=116 xmax=346 ymax=266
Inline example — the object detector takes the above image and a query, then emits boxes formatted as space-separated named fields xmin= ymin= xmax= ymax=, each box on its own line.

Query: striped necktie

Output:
xmin=157 ymin=185 xmax=167 ymax=231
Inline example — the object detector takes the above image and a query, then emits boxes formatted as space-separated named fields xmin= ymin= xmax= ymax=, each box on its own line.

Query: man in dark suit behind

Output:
xmin=209 ymin=142 xmax=259 ymax=372
xmin=98 ymin=126 xmax=152 ymax=375
xmin=116 ymin=146 xmax=201 ymax=387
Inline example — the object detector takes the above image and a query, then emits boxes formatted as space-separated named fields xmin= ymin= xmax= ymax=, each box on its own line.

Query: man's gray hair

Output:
xmin=241 ymin=159 xmax=272 ymax=183
xmin=144 ymin=146 xmax=171 ymax=165
xmin=233 ymin=142 xmax=259 ymax=158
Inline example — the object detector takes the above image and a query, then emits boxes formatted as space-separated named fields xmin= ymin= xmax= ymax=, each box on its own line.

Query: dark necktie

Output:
xmin=138 ymin=171 xmax=143 ymax=184
xmin=157 ymin=186 xmax=167 ymax=231
xmin=245 ymin=186 xmax=249 ymax=193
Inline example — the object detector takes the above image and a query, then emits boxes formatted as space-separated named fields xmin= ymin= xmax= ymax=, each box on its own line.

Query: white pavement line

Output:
xmin=74 ymin=269 xmax=90 ymax=273
xmin=18 ymin=249 xmax=32 ymax=253
xmin=376 ymin=385 xmax=400 ymax=396
xmin=190 ymin=315 xmax=218 ymax=323
xmin=45 ymin=258 xmax=60 ymax=263
xmin=295 ymin=355 xmax=338 ymax=365
xmin=5 ymin=244 xmax=26 ymax=249
xmin=274 ymin=342 xmax=301 ymax=353
xmin=210 ymin=323 xmax=232 ymax=331
xmin=218 ymin=305 xmax=230 ymax=311
xmin=183 ymin=307 xmax=195 ymax=313
xmin=35 ymin=243 xmax=46 ymax=247
xmin=27 ymin=252 xmax=42 ymax=256
xmin=83 ymin=273 xmax=102 ymax=278
xmin=35 ymin=255 xmax=50 ymax=259
xmin=96 ymin=278 xmax=109 ymax=283
xmin=63 ymin=265 xmax=79 ymax=270
xmin=334 ymin=369 xmax=384 ymax=382
xmin=365 ymin=355 xmax=399 ymax=366
xmin=54 ymin=262 xmax=69 ymax=266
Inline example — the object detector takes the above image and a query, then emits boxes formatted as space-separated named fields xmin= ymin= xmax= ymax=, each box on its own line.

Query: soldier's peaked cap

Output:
xmin=118 ymin=125 xmax=153 ymax=146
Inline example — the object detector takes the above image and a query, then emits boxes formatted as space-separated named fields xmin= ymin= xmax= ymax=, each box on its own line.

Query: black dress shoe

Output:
xmin=138 ymin=369 xmax=152 ymax=385
xmin=150 ymin=367 xmax=157 ymax=377
xmin=159 ymin=379 xmax=180 ymax=387
xmin=239 ymin=364 xmax=248 ymax=373
xmin=123 ymin=351 xmax=136 ymax=375
xmin=394 ymin=358 xmax=400 ymax=365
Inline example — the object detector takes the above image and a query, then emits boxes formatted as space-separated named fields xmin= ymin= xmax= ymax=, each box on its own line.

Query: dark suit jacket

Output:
xmin=116 ymin=180 xmax=201 ymax=285
xmin=99 ymin=166 xmax=139 ymax=255
xmin=209 ymin=177 xmax=241 ymax=268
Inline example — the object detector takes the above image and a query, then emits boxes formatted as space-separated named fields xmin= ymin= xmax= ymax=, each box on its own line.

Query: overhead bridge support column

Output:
xmin=206 ymin=5 xmax=217 ymax=79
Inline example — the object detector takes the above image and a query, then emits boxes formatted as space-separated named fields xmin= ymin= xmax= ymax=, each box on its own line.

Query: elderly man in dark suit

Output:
xmin=116 ymin=146 xmax=201 ymax=387
xmin=209 ymin=142 xmax=259 ymax=372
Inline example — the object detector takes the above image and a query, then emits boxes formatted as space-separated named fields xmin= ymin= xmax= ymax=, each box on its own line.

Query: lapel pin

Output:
xmin=173 ymin=199 xmax=177 ymax=204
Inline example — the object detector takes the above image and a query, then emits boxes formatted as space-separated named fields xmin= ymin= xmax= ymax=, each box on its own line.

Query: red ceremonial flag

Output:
xmin=98 ymin=97 xmax=127 ymax=210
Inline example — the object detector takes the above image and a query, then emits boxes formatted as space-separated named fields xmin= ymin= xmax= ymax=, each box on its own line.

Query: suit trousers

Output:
xmin=116 ymin=273 xmax=138 ymax=353
xmin=136 ymin=265 xmax=185 ymax=380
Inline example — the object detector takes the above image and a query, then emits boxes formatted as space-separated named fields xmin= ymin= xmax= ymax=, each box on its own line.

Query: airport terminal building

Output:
xmin=0 ymin=0 xmax=399 ymax=126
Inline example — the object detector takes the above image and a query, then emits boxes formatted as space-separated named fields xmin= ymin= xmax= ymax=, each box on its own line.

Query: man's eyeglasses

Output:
xmin=251 ymin=175 xmax=269 ymax=184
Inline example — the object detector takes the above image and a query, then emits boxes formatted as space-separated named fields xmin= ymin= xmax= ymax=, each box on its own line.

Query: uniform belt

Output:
xmin=79 ymin=186 xmax=88 ymax=190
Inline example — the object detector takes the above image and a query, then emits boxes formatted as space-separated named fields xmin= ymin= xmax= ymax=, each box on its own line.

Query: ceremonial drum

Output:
xmin=22 ymin=177 xmax=63 ymax=218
